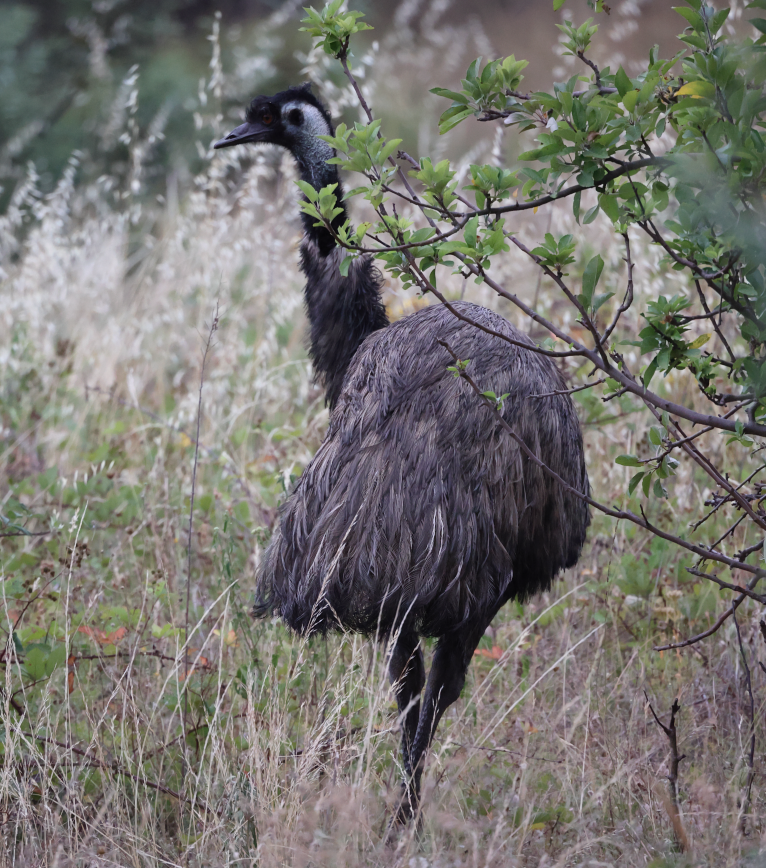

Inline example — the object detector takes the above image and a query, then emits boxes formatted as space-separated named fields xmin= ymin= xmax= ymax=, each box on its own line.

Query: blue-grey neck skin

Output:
xmin=282 ymin=99 xmax=337 ymax=188
xmin=279 ymin=96 xmax=388 ymax=408
xmin=281 ymin=99 xmax=347 ymax=256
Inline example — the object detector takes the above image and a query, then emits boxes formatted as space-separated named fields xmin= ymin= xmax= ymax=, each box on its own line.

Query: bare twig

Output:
xmin=332 ymin=72 xmax=766 ymax=440
xmin=497 ymin=234 xmax=766 ymax=438
xmin=655 ymin=582 xmax=756 ymax=651
xmin=732 ymin=608 xmax=756 ymax=835
xmin=0 ymin=529 xmax=59 ymax=538
xmin=695 ymin=279 xmax=736 ymax=364
xmin=528 ymin=378 xmax=606 ymax=400
xmin=602 ymin=231 xmax=635 ymax=342
xmin=685 ymin=568 xmax=766 ymax=605
xmin=576 ymin=50 xmax=602 ymax=87
xmin=645 ymin=694 xmax=688 ymax=852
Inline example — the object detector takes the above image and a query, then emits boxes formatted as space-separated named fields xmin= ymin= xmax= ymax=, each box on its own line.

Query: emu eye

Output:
xmin=288 ymin=108 xmax=303 ymax=126
xmin=262 ymin=110 xmax=273 ymax=125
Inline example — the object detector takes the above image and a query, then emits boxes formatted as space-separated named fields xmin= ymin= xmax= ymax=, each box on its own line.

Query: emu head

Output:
xmin=214 ymin=83 xmax=337 ymax=190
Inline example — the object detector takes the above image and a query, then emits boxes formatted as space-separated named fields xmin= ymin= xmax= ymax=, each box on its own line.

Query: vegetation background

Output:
xmin=1 ymin=0 xmax=765 ymax=865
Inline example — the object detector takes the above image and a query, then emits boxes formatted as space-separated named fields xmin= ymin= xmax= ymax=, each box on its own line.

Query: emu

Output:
xmin=215 ymin=84 xmax=590 ymax=821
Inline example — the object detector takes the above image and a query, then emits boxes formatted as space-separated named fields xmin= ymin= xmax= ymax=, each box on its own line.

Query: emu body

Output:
xmin=215 ymin=84 xmax=590 ymax=821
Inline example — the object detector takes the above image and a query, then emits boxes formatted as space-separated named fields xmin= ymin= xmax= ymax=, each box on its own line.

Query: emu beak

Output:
xmin=213 ymin=121 xmax=270 ymax=149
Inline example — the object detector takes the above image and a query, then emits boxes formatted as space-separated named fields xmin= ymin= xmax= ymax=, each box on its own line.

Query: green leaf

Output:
xmin=379 ymin=138 xmax=403 ymax=164
xmin=615 ymin=66 xmax=632 ymax=98
xmin=616 ymin=454 xmax=643 ymax=467
xmin=438 ymin=107 xmax=473 ymax=134
xmin=592 ymin=291 xmax=614 ymax=313
xmin=581 ymin=254 xmax=604 ymax=308
xmin=553 ymin=0 xmax=567 ymax=9
xmin=710 ymin=8 xmax=730 ymax=32
xmin=642 ymin=358 xmax=659 ymax=389
xmin=642 ymin=473 xmax=652 ymax=497
xmin=629 ymin=472 xmax=645 ymax=495
xmin=582 ymin=204 xmax=600 ymax=224
xmin=673 ymin=6 xmax=705 ymax=30
xmin=687 ymin=333 xmax=711 ymax=349
xmin=429 ymin=87 xmax=470 ymax=104
xmin=674 ymin=80 xmax=716 ymax=99
xmin=24 ymin=646 xmax=50 ymax=681
xmin=5 ymin=552 xmax=40 ymax=572
xmin=45 ymin=644 xmax=67 ymax=677
xmin=296 ymin=180 xmax=319 ymax=202
xmin=622 ymin=90 xmax=639 ymax=112
xmin=3 ymin=578 xmax=25 ymax=599
xmin=598 ymin=194 xmax=620 ymax=223
xmin=464 ymin=216 xmax=479 ymax=248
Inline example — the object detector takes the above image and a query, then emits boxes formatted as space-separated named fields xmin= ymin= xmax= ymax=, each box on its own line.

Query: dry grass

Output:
xmin=2 ymin=2 xmax=766 ymax=866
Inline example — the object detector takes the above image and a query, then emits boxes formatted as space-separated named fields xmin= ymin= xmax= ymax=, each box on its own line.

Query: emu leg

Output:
xmin=405 ymin=619 xmax=490 ymax=815
xmin=387 ymin=630 xmax=425 ymax=822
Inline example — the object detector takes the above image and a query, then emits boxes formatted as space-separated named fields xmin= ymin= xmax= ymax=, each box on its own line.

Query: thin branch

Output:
xmin=685 ymin=568 xmax=766 ymax=605
xmin=645 ymin=694 xmax=689 ymax=852
xmin=0 ymin=529 xmax=60 ymax=539
xmin=639 ymin=219 xmax=754 ymax=321
xmin=337 ymin=65 xmax=766 ymax=437
xmin=602 ymin=231 xmax=635 ymax=342
xmin=667 ymin=416 xmax=766 ymax=533
xmin=479 ymin=85 xmax=618 ymax=120
xmin=654 ymin=577 xmax=759 ymax=651
xmin=528 ymin=378 xmax=606 ymax=399
xmin=695 ymin=279 xmax=736 ymax=364
xmin=338 ymin=46 xmax=374 ymax=123
xmin=402 ymin=260 xmax=585 ymax=359
xmin=733 ymin=608 xmax=756 ymax=835
xmin=389 ymin=154 xmax=659 ymax=218
xmin=708 ymin=513 xmax=747 ymax=554
xmin=473 ymin=158 xmax=660 ymax=217
xmin=737 ymin=539 xmax=765 ymax=562
xmin=576 ymin=50 xmax=602 ymax=87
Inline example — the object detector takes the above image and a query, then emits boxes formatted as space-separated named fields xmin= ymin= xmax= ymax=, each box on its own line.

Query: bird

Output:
xmin=214 ymin=83 xmax=590 ymax=822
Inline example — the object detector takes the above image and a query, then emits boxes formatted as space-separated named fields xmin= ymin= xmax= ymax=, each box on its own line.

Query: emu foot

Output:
xmin=391 ymin=784 xmax=416 ymax=825
xmin=385 ymin=780 xmax=421 ymax=842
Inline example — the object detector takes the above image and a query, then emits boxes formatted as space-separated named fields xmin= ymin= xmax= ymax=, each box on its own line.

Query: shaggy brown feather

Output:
xmin=256 ymin=301 xmax=589 ymax=637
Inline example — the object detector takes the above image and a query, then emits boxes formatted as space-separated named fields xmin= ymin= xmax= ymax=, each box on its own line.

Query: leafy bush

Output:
xmin=303 ymin=0 xmax=766 ymax=663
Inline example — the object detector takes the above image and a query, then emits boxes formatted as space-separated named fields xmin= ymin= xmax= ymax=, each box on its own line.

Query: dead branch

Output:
xmin=732 ymin=608 xmax=756 ymax=835
xmin=645 ymin=694 xmax=689 ymax=852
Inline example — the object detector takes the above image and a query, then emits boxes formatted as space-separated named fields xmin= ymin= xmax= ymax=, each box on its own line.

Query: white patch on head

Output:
xmin=282 ymin=101 xmax=331 ymax=137
xmin=281 ymin=100 xmax=335 ymax=187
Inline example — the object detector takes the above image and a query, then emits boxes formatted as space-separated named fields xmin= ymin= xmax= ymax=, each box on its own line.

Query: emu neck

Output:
xmin=300 ymin=237 xmax=388 ymax=409
xmin=298 ymin=160 xmax=345 ymax=257
xmin=293 ymin=134 xmax=388 ymax=408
